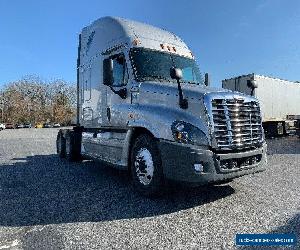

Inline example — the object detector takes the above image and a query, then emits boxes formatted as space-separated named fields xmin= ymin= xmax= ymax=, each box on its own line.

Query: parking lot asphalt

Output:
xmin=0 ymin=128 xmax=299 ymax=249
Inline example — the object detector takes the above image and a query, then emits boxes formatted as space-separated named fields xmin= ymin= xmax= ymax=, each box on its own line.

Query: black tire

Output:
xmin=65 ymin=130 xmax=82 ymax=162
xmin=56 ymin=131 xmax=66 ymax=158
xmin=130 ymin=134 xmax=164 ymax=196
xmin=65 ymin=131 xmax=75 ymax=161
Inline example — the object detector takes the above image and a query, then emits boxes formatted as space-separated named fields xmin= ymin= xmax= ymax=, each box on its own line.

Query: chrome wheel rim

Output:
xmin=134 ymin=148 xmax=154 ymax=185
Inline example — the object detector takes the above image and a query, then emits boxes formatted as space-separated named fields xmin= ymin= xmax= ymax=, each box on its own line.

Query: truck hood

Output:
xmin=137 ymin=81 xmax=255 ymax=101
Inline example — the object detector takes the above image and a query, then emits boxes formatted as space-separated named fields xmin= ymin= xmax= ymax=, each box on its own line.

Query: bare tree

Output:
xmin=0 ymin=75 xmax=76 ymax=125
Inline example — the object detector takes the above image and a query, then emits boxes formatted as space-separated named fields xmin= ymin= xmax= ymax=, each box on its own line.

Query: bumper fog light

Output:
xmin=194 ymin=163 xmax=204 ymax=173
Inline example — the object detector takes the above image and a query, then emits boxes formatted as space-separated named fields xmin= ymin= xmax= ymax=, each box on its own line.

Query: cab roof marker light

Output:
xmin=132 ymin=39 xmax=140 ymax=46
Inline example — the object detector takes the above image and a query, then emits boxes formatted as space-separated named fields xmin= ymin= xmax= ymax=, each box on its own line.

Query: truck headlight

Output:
xmin=171 ymin=121 xmax=208 ymax=146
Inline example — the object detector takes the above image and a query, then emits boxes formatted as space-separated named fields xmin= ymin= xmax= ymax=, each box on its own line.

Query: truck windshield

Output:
xmin=130 ymin=48 xmax=204 ymax=84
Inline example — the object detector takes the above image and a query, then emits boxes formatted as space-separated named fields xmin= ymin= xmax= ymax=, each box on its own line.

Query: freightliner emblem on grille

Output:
xmin=233 ymin=96 xmax=244 ymax=102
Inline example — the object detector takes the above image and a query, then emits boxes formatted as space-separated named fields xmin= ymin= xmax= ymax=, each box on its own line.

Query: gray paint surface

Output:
xmin=77 ymin=16 xmax=266 ymax=181
xmin=78 ymin=16 xmax=195 ymax=129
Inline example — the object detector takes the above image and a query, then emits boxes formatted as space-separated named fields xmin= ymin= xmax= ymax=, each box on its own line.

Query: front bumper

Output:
xmin=159 ymin=140 xmax=267 ymax=185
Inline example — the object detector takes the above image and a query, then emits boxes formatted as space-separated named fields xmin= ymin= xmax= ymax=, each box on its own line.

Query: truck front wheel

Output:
xmin=130 ymin=134 xmax=164 ymax=196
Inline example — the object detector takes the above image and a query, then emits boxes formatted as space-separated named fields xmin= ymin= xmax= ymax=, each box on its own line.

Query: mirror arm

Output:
xmin=177 ymin=80 xmax=184 ymax=107
xmin=177 ymin=79 xmax=188 ymax=109
xmin=170 ymin=67 xmax=188 ymax=109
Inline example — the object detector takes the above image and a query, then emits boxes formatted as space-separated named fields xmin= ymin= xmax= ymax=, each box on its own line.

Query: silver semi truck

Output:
xmin=222 ymin=74 xmax=300 ymax=137
xmin=56 ymin=17 xmax=267 ymax=196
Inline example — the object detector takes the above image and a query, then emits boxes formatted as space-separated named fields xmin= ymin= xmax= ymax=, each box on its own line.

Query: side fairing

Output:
xmin=79 ymin=57 xmax=103 ymax=128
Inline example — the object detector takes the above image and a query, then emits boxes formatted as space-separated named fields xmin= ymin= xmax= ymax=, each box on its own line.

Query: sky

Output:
xmin=0 ymin=0 xmax=300 ymax=88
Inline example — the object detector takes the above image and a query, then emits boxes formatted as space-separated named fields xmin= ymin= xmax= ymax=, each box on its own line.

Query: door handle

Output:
xmin=107 ymin=107 xmax=111 ymax=121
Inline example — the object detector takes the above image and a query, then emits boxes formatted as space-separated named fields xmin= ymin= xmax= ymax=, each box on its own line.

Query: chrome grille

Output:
xmin=211 ymin=98 xmax=263 ymax=150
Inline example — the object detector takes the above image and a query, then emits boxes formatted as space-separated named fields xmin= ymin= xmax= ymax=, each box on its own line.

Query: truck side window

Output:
xmin=112 ymin=54 xmax=127 ymax=87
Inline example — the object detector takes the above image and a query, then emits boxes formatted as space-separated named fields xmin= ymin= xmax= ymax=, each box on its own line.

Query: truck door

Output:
xmin=103 ymin=53 xmax=130 ymax=127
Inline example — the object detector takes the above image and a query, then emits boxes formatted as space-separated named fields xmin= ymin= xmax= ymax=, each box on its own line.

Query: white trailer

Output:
xmin=222 ymin=73 xmax=300 ymax=136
